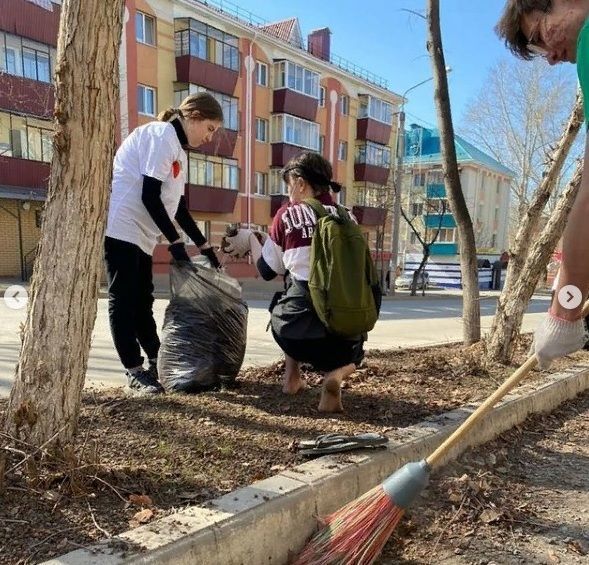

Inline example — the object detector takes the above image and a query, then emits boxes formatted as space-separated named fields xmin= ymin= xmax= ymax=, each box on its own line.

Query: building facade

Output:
xmin=0 ymin=0 xmax=402 ymax=279
xmin=400 ymin=124 xmax=513 ymax=259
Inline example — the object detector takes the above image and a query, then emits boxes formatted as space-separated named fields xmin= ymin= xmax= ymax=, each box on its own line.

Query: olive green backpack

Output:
xmin=304 ymin=198 xmax=381 ymax=337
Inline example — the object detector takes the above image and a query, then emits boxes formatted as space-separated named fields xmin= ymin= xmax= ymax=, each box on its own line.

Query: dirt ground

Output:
xmin=0 ymin=338 xmax=587 ymax=564
xmin=379 ymin=391 xmax=589 ymax=565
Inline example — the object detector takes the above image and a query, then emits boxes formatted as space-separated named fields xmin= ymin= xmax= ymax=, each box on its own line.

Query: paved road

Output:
xmin=0 ymin=294 xmax=550 ymax=397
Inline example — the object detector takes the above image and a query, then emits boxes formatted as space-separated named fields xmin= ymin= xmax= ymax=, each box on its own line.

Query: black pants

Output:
xmin=105 ymin=236 xmax=160 ymax=369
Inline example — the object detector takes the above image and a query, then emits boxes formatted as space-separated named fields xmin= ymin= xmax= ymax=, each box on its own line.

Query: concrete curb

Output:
xmin=44 ymin=365 xmax=589 ymax=565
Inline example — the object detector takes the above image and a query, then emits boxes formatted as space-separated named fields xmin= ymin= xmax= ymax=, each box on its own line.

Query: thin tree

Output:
xmin=485 ymin=95 xmax=583 ymax=363
xmin=486 ymin=158 xmax=583 ymax=362
xmin=401 ymin=199 xmax=448 ymax=296
xmin=427 ymin=0 xmax=480 ymax=344
xmin=3 ymin=0 xmax=126 ymax=448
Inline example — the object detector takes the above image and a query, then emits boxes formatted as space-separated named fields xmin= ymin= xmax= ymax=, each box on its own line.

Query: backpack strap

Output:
xmin=304 ymin=198 xmax=352 ymax=222
xmin=303 ymin=197 xmax=328 ymax=218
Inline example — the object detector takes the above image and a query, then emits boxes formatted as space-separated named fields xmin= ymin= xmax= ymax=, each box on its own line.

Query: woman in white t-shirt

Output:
xmin=105 ymin=92 xmax=223 ymax=396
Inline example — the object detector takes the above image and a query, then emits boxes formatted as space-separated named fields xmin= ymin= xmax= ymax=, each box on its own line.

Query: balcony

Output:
xmin=175 ymin=55 xmax=238 ymax=97
xmin=426 ymin=183 xmax=446 ymax=198
xmin=270 ymin=194 xmax=289 ymax=217
xmin=352 ymin=205 xmax=386 ymax=226
xmin=430 ymin=242 xmax=458 ymax=255
xmin=273 ymin=89 xmax=318 ymax=122
xmin=185 ymin=184 xmax=237 ymax=214
xmin=197 ymin=129 xmax=237 ymax=159
xmin=354 ymin=163 xmax=389 ymax=185
xmin=0 ymin=157 xmax=50 ymax=190
xmin=0 ymin=0 xmax=60 ymax=47
xmin=424 ymin=214 xmax=456 ymax=229
xmin=0 ymin=74 xmax=54 ymax=118
xmin=271 ymin=143 xmax=306 ymax=167
xmin=356 ymin=118 xmax=391 ymax=145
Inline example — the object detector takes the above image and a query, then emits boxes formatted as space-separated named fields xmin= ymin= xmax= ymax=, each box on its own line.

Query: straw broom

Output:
xmin=293 ymin=303 xmax=589 ymax=565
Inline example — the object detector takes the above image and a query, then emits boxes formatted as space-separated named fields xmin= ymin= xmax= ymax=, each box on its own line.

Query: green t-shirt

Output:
xmin=577 ymin=17 xmax=589 ymax=123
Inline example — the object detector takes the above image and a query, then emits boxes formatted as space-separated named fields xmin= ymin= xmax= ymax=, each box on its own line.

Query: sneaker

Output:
xmin=146 ymin=362 xmax=165 ymax=393
xmin=126 ymin=369 xmax=163 ymax=396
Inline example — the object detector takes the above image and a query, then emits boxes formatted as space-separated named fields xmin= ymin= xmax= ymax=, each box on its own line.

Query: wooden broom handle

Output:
xmin=426 ymin=299 xmax=589 ymax=469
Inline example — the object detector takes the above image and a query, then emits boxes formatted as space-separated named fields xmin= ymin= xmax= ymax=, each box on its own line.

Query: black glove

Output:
xmin=169 ymin=242 xmax=191 ymax=262
xmin=200 ymin=245 xmax=221 ymax=269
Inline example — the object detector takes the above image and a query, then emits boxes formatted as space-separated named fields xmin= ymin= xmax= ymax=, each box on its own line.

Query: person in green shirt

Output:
xmin=496 ymin=0 xmax=589 ymax=368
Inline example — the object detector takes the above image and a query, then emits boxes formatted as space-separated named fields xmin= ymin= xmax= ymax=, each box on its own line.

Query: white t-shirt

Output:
xmin=106 ymin=121 xmax=188 ymax=255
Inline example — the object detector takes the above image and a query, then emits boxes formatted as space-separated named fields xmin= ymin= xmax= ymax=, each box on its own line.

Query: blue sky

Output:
xmin=221 ymin=0 xmax=571 ymax=129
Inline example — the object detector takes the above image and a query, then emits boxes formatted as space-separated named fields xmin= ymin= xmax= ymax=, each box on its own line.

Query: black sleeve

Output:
xmin=256 ymin=255 xmax=278 ymax=281
xmin=175 ymin=196 xmax=207 ymax=247
xmin=141 ymin=175 xmax=180 ymax=244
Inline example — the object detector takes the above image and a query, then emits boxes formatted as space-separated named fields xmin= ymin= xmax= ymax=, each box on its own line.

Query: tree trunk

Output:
xmin=411 ymin=247 xmax=430 ymax=297
xmin=427 ymin=0 xmax=480 ymax=344
xmin=486 ymin=160 xmax=583 ymax=362
xmin=504 ymin=93 xmax=583 ymax=287
xmin=3 ymin=0 xmax=125 ymax=448
xmin=486 ymin=94 xmax=583 ymax=362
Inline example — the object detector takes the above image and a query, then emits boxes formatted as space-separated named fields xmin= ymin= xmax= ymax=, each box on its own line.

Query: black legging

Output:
xmin=104 ymin=236 xmax=160 ymax=369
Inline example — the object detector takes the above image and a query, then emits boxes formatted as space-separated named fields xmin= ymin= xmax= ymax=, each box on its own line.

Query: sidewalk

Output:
xmin=0 ymin=276 xmax=506 ymax=303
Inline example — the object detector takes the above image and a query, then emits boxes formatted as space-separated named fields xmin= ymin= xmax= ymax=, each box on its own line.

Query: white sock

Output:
xmin=127 ymin=365 xmax=144 ymax=375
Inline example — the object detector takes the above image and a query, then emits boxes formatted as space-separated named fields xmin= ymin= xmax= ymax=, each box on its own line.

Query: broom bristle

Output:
xmin=293 ymin=485 xmax=405 ymax=565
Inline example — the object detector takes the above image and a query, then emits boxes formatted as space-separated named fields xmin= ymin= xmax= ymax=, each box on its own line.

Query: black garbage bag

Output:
xmin=158 ymin=262 xmax=248 ymax=393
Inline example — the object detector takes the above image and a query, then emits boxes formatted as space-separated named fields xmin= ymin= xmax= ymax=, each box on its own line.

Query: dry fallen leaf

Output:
xmin=128 ymin=494 xmax=153 ymax=507
xmin=131 ymin=508 xmax=154 ymax=526
xmin=479 ymin=508 xmax=502 ymax=524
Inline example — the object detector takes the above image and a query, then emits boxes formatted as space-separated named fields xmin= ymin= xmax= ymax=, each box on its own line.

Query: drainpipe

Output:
xmin=244 ymin=31 xmax=259 ymax=230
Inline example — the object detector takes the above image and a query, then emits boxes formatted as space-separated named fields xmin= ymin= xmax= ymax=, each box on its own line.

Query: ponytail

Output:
xmin=157 ymin=107 xmax=182 ymax=122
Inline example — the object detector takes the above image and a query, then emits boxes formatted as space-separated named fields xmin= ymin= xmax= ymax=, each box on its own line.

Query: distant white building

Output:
xmin=401 ymin=124 xmax=513 ymax=258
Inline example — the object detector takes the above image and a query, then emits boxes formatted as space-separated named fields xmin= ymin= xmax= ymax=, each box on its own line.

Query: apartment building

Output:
xmin=0 ymin=0 xmax=402 ymax=279
xmin=401 ymin=124 xmax=513 ymax=258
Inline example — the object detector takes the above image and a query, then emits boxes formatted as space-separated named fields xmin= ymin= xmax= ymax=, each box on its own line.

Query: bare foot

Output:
xmin=318 ymin=364 xmax=355 ymax=413
xmin=282 ymin=355 xmax=306 ymax=394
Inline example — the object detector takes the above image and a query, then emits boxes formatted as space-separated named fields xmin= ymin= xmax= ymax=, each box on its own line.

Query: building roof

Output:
xmin=0 ymin=185 xmax=47 ymax=202
xmin=404 ymin=124 xmax=515 ymax=178
xmin=259 ymin=17 xmax=304 ymax=49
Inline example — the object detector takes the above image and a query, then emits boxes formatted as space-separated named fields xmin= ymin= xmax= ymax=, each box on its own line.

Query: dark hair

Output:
xmin=495 ymin=0 xmax=551 ymax=59
xmin=281 ymin=151 xmax=343 ymax=194
xmin=157 ymin=92 xmax=223 ymax=123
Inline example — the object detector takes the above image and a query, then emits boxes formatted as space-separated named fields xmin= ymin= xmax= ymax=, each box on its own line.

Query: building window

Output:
xmin=339 ymin=94 xmax=350 ymax=115
xmin=436 ymin=228 xmax=455 ymax=243
xmin=273 ymin=61 xmax=320 ymax=99
xmin=0 ymin=32 xmax=55 ymax=83
xmin=491 ymin=233 xmax=497 ymax=248
xmin=412 ymin=202 xmax=423 ymax=216
xmin=356 ymin=184 xmax=381 ymax=207
xmin=338 ymin=140 xmax=348 ymax=161
xmin=358 ymin=94 xmax=393 ymax=124
xmin=0 ymin=111 xmax=53 ymax=163
xmin=270 ymin=169 xmax=288 ymax=195
xmin=319 ymin=135 xmax=325 ymax=155
xmin=271 ymin=114 xmax=320 ymax=151
xmin=413 ymin=173 xmax=426 ymax=187
xmin=255 ymin=118 xmax=268 ymax=142
xmin=256 ymin=61 xmax=268 ymax=86
xmin=175 ymin=85 xmax=239 ymax=131
xmin=356 ymin=141 xmax=391 ymax=167
xmin=255 ymin=172 xmax=268 ymax=195
xmin=137 ymin=84 xmax=156 ymax=116
xmin=319 ymin=86 xmax=326 ymax=107
xmin=136 ymin=12 xmax=156 ymax=45
xmin=175 ymin=18 xmax=239 ymax=72
xmin=187 ymin=153 xmax=239 ymax=190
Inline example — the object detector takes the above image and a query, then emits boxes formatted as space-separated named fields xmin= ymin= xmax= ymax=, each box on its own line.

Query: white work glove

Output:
xmin=221 ymin=229 xmax=268 ymax=259
xmin=533 ymin=312 xmax=587 ymax=370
